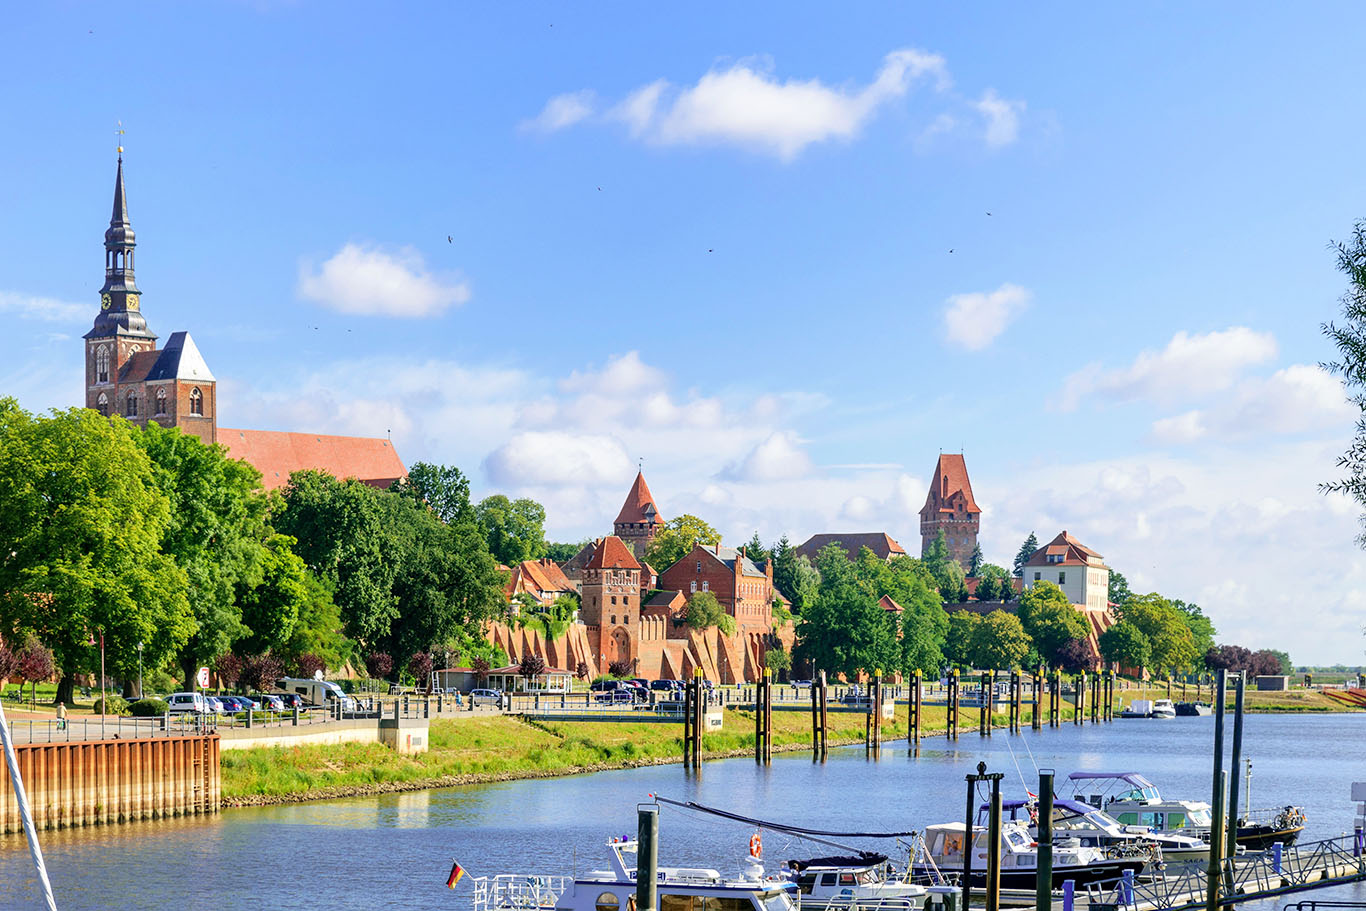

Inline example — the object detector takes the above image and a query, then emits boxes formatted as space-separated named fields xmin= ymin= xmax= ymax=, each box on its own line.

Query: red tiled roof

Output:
xmin=614 ymin=470 xmax=661 ymax=526
xmin=879 ymin=594 xmax=904 ymax=613
xmin=1023 ymin=530 xmax=1107 ymax=568
xmin=507 ymin=559 xmax=574 ymax=598
xmin=922 ymin=453 xmax=980 ymax=515
xmin=220 ymin=427 xmax=407 ymax=491
xmin=795 ymin=533 xmax=907 ymax=563
xmin=439 ymin=665 xmax=573 ymax=675
xmin=585 ymin=535 xmax=641 ymax=570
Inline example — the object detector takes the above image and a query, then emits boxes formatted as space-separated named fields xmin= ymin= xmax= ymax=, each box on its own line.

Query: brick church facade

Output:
xmin=82 ymin=154 xmax=406 ymax=487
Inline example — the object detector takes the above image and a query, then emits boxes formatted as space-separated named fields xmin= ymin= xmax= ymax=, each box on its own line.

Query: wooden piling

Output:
xmin=911 ymin=670 xmax=922 ymax=743
xmin=947 ymin=669 xmax=959 ymax=739
xmin=979 ymin=671 xmax=990 ymax=736
xmin=1032 ymin=670 xmax=1042 ymax=730
xmin=1076 ymin=672 xmax=1086 ymax=726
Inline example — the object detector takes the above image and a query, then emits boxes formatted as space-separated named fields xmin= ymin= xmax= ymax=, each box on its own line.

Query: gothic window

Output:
xmin=154 ymin=388 xmax=167 ymax=415
xmin=125 ymin=390 xmax=138 ymax=417
xmin=690 ymin=581 xmax=697 ymax=594
xmin=96 ymin=393 xmax=108 ymax=416
xmin=702 ymin=581 xmax=709 ymax=593
xmin=95 ymin=346 xmax=110 ymax=384
xmin=189 ymin=387 xmax=203 ymax=415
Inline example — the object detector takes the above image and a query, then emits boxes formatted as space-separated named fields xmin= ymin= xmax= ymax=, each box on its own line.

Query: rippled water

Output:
xmin=2 ymin=713 xmax=1364 ymax=910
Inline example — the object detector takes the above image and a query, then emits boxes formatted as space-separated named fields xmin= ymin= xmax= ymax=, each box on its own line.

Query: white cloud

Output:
xmin=0 ymin=291 xmax=87 ymax=323
xmin=483 ymin=431 xmax=633 ymax=487
xmin=721 ymin=431 xmax=814 ymax=482
xmin=972 ymin=89 xmax=1025 ymax=147
xmin=297 ymin=243 xmax=470 ymax=318
xmin=1148 ymin=365 xmax=1354 ymax=444
xmin=585 ymin=48 xmax=950 ymax=160
xmin=1058 ymin=327 xmax=1278 ymax=411
xmin=522 ymin=90 xmax=596 ymax=132
xmin=943 ymin=283 xmax=1032 ymax=351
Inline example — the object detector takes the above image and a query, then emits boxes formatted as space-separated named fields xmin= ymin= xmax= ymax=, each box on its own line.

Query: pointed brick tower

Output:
xmin=613 ymin=470 xmax=662 ymax=558
xmin=919 ymin=453 xmax=981 ymax=570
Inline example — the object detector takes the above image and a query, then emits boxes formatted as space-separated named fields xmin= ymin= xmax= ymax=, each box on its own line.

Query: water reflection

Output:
xmin=2 ymin=713 xmax=1363 ymax=910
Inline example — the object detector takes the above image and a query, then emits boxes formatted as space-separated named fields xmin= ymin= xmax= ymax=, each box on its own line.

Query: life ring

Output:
xmin=749 ymin=833 xmax=763 ymax=858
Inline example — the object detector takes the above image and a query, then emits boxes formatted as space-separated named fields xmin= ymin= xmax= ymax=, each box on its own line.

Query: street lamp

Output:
xmin=137 ymin=641 xmax=143 ymax=700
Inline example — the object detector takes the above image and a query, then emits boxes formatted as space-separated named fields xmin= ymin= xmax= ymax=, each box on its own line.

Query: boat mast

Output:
xmin=0 ymin=699 xmax=58 ymax=910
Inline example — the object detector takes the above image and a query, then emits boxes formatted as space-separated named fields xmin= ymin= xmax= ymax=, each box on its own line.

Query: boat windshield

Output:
xmin=1115 ymin=786 xmax=1160 ymax=802
xmin=1188 ymin=809 xmax=1212 ymax=826
xmin=758 ymin=891 xmax=794 ymax=911
xmin=1052 ymin=809 xmax=1119 ymax=832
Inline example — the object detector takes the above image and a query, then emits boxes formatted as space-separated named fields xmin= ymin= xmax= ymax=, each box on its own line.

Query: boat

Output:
xmin=913 ymin=820 xmax=1146 ymax=889
xmin=784 ymin=853 xmax=927 ymax=910
xmin=471 ymin=836 xmax=801 ymax=911
xmin=981 ymin=798 xmax=1209 ymax=864
xmin=1118 ymin=699 xmax=1176 ymax=719
xmin=1067 ymin=771 xmax=1305 ymax=849
xmin=1174 ymin=702 xmax=1211 ymax=717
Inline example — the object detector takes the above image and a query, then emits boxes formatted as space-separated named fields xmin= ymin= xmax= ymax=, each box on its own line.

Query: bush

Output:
xmin=94 ymin=693 xmax=130 ymax=715
xmin=130 ymin=698 xmax=170 ymax=717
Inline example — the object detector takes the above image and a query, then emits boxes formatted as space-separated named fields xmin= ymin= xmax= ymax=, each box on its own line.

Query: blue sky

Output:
xmin=6 ymin=3 xmax=1366 ymax=662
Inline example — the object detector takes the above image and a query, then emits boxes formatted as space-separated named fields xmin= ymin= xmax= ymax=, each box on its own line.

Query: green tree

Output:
xmin=1108 ymin=571 xmax=1133 ymax=608
xmin=1265 ymin=648 xmax=1293 ymax=675
xmin=545 ymin=540 xmax=588 ymax=563
xmin=772 ymin=536 xmax=820 ymax=612
xmin=763 ymin=646 xmax=792 ymax=676
xmin=854 ymin=552 xmax=948 ymax=673
xmin=970 ymin=610 xmax=1032 ymax=670
xmin=974 ymin=564 xmax=1011 ymax=602
xmin=1013 ymin=532 xmax=1039 ymax=577
xmin=1098 ymin=621 xmax=1152 ymax=669
xmin=974 ymin=574 xmax=999 ymax=602
xmin=394 ymin=462 xmax=473 ymax=525
xmin=234 ymin=533 xmax=309 ymax=655
xmin=683 ymin=591 xmax=735 ymax=636
xmin=272 ymin=470 xmax=398 ymax=647
xmin=1118 ymin=593 xmax=1198 ymax=671
xmin=1017 ymin=581 xmax=1089 ymax=665
xmin=644 ymin=514 xmax=722 ymax=570
xmin=944 ymin=611 xmax=982 ymax=668
xmin=0 ymin=403 xmax=192 ymax=704
xmin=475 ymin=494 xmax=547 ymax=565
xmin=1320 ymin=220 xmax=1366 ymax=542
xmin=1171 ymin=598 xmax=1216 ymax=661
xmin=744 ymin=532 xmax=770 ymax=564
xmin=792 ymin=545 xmax=897 ymax=678
xmin=278 ymin=571 xmax=352 ymax=672
xmin=967 ymin=542 xmax=984 ymax=576
xmin=136 ymin=421 xmax=275 ymax=688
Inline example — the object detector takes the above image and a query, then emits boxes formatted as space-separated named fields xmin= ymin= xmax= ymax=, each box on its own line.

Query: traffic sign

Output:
xmin=196 ymin=666 xmax=210 ymax=689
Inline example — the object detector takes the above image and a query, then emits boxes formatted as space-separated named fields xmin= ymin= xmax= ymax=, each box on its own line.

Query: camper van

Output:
xmin=273 ymin=677 xmax=358 ymax=712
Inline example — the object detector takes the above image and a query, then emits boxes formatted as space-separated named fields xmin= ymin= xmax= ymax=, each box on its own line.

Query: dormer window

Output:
xmin=1047 ymin=554 xmax=1063 ymax=564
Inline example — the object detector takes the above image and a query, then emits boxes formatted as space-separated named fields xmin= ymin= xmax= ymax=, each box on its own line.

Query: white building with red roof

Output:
xmin=1021 ymin=530 xmax=1111 ymax=613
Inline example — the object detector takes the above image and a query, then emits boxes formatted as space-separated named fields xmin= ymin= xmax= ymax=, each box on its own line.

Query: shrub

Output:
xmin=295 ymin=652 xmax=326 ymax=679
xmin=365 ymin=651 xmax=394 ymax=680
xmin=130 ymin=698 xmax=170 ymax=717
xmin=94 ymin=693 xmax=130 ymax=715
xmin=608 ymin=660 xmax=631 ymax=678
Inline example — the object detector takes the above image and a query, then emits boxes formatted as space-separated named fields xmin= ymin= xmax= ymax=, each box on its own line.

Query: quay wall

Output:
xmin=0 ymin=734 xmax=220 ymax=835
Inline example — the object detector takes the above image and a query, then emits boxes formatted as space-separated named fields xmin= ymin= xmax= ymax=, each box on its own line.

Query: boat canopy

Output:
xmin=786 ymin=853 xmax=889 ymax=872
xmin=1067 ymin=772 xmax=1156 ymax=788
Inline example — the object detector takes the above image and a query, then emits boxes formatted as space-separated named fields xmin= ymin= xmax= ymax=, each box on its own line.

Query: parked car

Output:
xmin=166 ymin=692 xmax=210 ymax=715
xmin=254 ymin=693 xmax=286 ymax=711
xmin=204 ymin=696 xmax=226 ymax=714
xmin=277 ymin=693 xmax=306 ymax=710
xmin=650 ymin=679 xmax=682 ymax=692
xmin=589 ymin=680 xmax=622 ymax=693
xmin=218 ymin=695 xmax=250 ymax=713
xmin=630 ymin=678 xmax=650 ymax=690
xmin=470 ymin=688 xmax=503 ymax=706
xmin=791 ymin=680 xmax=813 ymax=688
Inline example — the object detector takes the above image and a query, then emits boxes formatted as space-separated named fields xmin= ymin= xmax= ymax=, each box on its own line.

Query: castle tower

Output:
xmin=579 ymin=536 xmax=642 ymax=670
xmin=919 ymin=453 xmax=981 ymax=570
xmin=613 ymin=470 xmax=663 ymax=558
xmin=82 ymin=152 xmax=217 ymax=443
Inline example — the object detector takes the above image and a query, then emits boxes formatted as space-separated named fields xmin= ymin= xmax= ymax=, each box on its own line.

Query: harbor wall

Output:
xmin=0 ymin=734 xmax=220 ymax=834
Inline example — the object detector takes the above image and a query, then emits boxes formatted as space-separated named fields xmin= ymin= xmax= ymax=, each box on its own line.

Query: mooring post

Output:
xmin=810 ymin=669 xmax=820 ymax=758
xmin=1167 ymin=676 xmax=1173 ymax=701
xmin=755 ymin=670 xmax=764 ymax=764
xmin=1075 ymin=672 xmax=1085 ymax=726
xmin=694 ymin=672 xmax=704 ymax=766
xmin=979 ymin=671 xmax=990 ymax=736
xmin=1226 ymin=671 xmax=1246 ymax=868
xmin=1036 ymin=770 xmax=1054 ymax=911
xmin=1052 ymin=671 xmax=1061 ymax=727
xmin=1091 ymin=673 xmax=1100 ymax=723
xmin=948 ymin=669 xmax=959 ymax=740
xmin=912 ymin=669 xmax=922 ymax=743
xmin=819 ymin=671 xmax=829 ymax=760
xmin=1206 ymin=667 xmax=1228 ymax=911
xmin=765 ymin=669 xmax=773 ymax=764
xmin=1032 ymin=668 xmax=1042 ymax=730
xmin=1062 ymin=881 xmax=1074 ymax=911
xmin=637 ymin=804 xmax=659 ymax=911
xmin=1121 ymin=869 xmax=1134 ymax=906
xmin=987 ymin=780 xmax=1003 ymax=911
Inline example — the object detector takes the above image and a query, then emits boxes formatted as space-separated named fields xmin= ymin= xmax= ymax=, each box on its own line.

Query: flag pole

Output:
xmin=0 ymin=697 xmax=58 ymax=910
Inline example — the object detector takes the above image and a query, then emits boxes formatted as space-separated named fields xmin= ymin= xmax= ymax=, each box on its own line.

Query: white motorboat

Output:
xmin=1118 ymin=698 xmax=1176 ymax=719
xmin=784 ymin=853 xmax=927 ymax=910
xmin=471 ymin=837 xmax=801 ymax=911
xmin=912 ymin=820 xmax=1147 ymax=889
xmin=983 ymin=797 xmax=1209 ymax=864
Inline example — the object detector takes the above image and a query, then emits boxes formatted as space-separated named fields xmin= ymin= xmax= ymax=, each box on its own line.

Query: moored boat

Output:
xmin=982 ymin=798 xmax=1209 ymax=864
xmin=1174 ymin=702 xmax=1211 ymax=717
xmin=912 ymin=820 xmax=1146 ymax=889
xmin=784 ymin=853 xmax=927 ymax=910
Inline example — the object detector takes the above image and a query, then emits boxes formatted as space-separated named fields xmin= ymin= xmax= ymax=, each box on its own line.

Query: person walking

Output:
xmin=56 ymin=701 xmax=67 ymax=731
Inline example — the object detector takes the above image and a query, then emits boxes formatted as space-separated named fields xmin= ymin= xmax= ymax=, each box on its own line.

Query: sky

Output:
xmin=5 ymin=3 xmax=1366 ymax=664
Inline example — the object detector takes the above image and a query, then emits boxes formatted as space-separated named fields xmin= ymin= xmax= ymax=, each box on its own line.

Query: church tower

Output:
xmin=613 ymin=470 xmax=663 ymax=559
xmin=82 ymin=151 xmax=218 ymax=443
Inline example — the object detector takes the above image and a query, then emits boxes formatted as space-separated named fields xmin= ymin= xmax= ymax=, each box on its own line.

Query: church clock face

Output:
xmin=127 ymin=294 xmax=139 ymax=310
xmin=100 ymin=293 xmax=111 ymax=310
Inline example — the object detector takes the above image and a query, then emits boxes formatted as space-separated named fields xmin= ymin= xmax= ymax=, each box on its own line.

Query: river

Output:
xmin=2 ymin=712 xmax=1364 ymax=910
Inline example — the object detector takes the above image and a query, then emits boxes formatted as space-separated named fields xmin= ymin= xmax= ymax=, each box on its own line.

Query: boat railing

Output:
xmin=805 ymin=897 xmax=922 ymax=911
xmin=471 ymin=873 xmax=571 ymax=911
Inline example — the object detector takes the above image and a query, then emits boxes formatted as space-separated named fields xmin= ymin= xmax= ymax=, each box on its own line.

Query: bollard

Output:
xmin=1062 ymin=881 xmax=1074 ymax=911
xmin=1226 ymin=672 xmax=1245 ymax=865
xmin=437 ymin=694 xmax=443 ymax=713
xmin=1121 ymin=869 xmax=1134 ymax=907
xmin=637 ymin=805 xmax=659 ymax=911
xmin=1355 ymin=827 xmax=1363 ymax=858
xmin=1271 ymin=841 xmax=1282 ymax=873
xmin=292 ymin=706 xmax=299 ymax=727
xmin=1036 ymin=771 xmax=1054 ymax=911
xmin=245 ymin=708 xmax=253 ymax=729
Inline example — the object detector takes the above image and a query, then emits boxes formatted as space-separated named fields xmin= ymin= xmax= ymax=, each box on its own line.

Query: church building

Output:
xmin=82 ymin=153 xmax=406 ymax=488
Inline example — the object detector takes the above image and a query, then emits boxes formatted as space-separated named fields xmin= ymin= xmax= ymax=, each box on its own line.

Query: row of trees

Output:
xmin=0 ymin=402 xmax=510 ymax=703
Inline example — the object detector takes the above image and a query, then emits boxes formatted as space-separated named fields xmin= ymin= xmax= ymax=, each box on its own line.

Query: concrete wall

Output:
xmin=0 ymin=735 xmax=220 ymax=834
xmin=217 ymin=719 xmax=380 ymax=751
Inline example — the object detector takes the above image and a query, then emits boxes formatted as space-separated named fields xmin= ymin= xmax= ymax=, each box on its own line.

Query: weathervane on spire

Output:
xmin=115 ymin=121 xmax=125 ymax=159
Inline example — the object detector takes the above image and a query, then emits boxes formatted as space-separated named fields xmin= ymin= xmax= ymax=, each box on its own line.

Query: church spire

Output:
xmin=84 ymin=149 xmax=154 ymax=341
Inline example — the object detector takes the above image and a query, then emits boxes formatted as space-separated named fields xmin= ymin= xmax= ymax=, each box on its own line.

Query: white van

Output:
xmin=273 ymin=677 xmax=357 ymax=711
xmin=166 ymin=692 xmax=209 ymax=715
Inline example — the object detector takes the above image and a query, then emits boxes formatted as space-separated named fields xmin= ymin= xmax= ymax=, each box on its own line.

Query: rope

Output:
xmin=653 ymin=795 xmax=920 ymax=839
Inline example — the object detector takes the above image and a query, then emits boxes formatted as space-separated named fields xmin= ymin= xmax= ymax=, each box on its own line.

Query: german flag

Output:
xmin=447 ymin=860 xmax=466 ymax=889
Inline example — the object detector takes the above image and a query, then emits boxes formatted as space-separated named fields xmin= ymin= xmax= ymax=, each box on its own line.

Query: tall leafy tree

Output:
xmin=684 ymin=591 xmax=735 ymax=635
xmin=1320 ymin=220 xmax=1366 ymax=543
xmin=234 ymin=533 xmax=309 ymax=656
xmin=854 ymin=552 xmax=948 ymax=673
xmin=644 ymin=514 xmax=722 ymax=570
xmin=136 ymin=421 xmax=274 ymax=688
xmin=0 ymin=403 xmax=192 ymax=703
xmin=394 ymin=462 xmax=473 ymax=525
xmin=1013 ymin=532 xmax=1040 ymax=577
xmin=1108 ymin=570 xmax=1133 ymax=607
xmin=744 ymin=532 xmax=770 ymax=564
xmin=974 ymin=564 xmax=1012 ymax=602
xmin=1098 ymin=621 xmax=1152 ymax=669
xmin=793 ymin=544 xmax=897 ymax=678
xmin=475 ymin=494 xmax=548 ymax=565
xmin=1118 ymin=593 xmax=1198 ymax=671
xmin=970 ymin=610 xmax=1031 ymax=669
xmin=772 ymin=536 xmax=819 ymax=612
xmin=1016 ymin=581 xmax=1089 ymax=665
xmin=944 ymin=611 xmax=982 ymax=669
xmin=545 ymin=540 xmax=589 ymax=563
xmin=1170 ymin=598 xmax=1216 ymax=661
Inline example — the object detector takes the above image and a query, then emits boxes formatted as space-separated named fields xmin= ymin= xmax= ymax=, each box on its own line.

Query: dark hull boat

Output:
xmin=1175 ymin=702 xmax=1211 ymax=716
